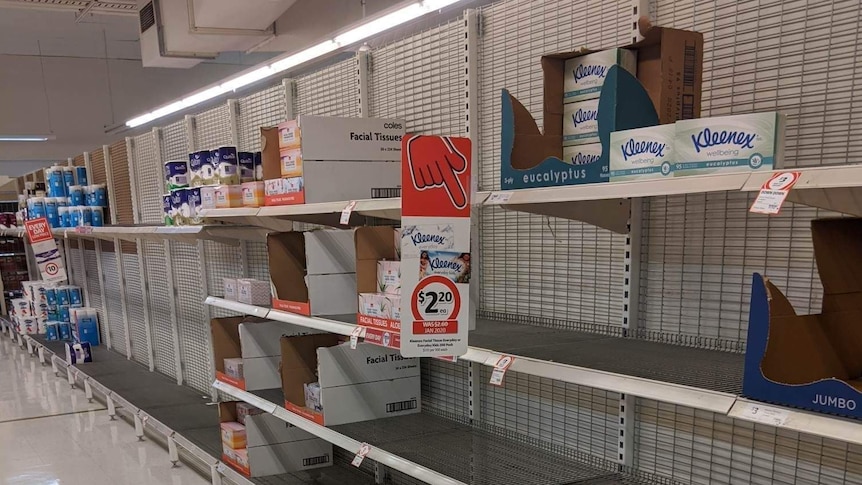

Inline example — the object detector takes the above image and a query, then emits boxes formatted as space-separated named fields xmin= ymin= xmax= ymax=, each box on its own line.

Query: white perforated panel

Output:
xmin=101 ymin=243 xmax=127 ymax=356
xmin=124 ymin=251 xmax=148 ymax=365
xmin=142 ymin=240 xmax=176 ymax=379
xmin=132 ymin=131 xmax=163 ymax=224
xmin=237 ymin=83 xmax=287 ymax=151
xmin=369 ymin=20 xmax=465 ymax=136
xmin=83 ymin=248 xmax=106 ymax=345
xmin=170 ymin=241 xmax=212 ymax=393
xmin=295 ymin=57 xmax=360 ymax=117
xmin=476 ymin=0 xmax=629 ymax=333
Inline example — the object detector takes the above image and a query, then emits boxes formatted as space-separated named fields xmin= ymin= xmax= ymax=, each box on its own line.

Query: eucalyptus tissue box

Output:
xmin=564 ymin=48 xmax=637 ymax=103
xmin=674 ymin=112 xmax=785 ymax=176
xmin=610 ymin=125 xmax=675 ymax=182
xmin=563 ymin=98 xmax=600 ymax=146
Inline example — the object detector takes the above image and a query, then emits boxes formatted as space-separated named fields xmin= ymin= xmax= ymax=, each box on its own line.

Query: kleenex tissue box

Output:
xmin=674 ymin=112 xmax=785 ymax=176
xmin=237 ymin=278 xmax=271 ymax=306
xmin=610 ymin=125 xmax=675 ymax=182
xmin=377 ymin=261 xmax=401 ymax=295
xmin=564 ymin=49 xmax=637 ymax=103
xmin=304 ymin=382 xmax=323 ymax=412
xmin=563 ymin=99 xmax=600 ymax=146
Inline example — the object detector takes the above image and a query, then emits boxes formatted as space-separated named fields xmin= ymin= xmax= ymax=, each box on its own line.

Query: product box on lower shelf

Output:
xmin=65 ymin=341 xmax=92 ymax=365
xmin=267 ymin=232 xmax=357 ymax=316
xmin=355 ymin=227 xmax=401 ymax=336
xmin=212 ymin=317 xmax=314 ymax=391
xmin=744 ymin=218 xmax=862 ymax=419
xmin=219 ymin=402 xmax=332 ymax=477
xmin=281 ymin=334 xmax=420 ymax=426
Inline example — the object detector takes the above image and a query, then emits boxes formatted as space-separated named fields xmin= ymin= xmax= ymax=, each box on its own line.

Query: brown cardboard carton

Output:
xmin=355 ymin=226 xmax=400 ymax=333
xmin=744 ymin=218 xmax=862 ymax=418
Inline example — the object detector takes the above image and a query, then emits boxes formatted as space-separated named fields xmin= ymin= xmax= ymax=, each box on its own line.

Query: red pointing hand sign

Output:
xmin=406 ymin=135 xmax=469 ymax=210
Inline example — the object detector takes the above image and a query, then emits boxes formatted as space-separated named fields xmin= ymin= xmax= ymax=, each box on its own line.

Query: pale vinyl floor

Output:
xmin=0 ymin=335 xmax=211 ymax=485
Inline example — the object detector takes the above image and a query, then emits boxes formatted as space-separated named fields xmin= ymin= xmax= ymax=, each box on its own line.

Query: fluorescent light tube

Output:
xmin=0 ymin=135 xmax=55 ymax=142
xmin=334 ymin=4 xmax=425 ymax=47
xmin=125 ymin=0 xmax=465 ymax=129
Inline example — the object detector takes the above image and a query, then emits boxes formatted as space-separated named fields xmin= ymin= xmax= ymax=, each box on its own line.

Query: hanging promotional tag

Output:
xmin=750 ymin=171 xmax=801 ymax=215
xmin=350 ymin=326 xmax=363 ymax=350
xmin=400 ymin=135 xmax=472 ymax=358
xmin=24 ymin=217 xmax=67 ymax=282
xmin=489 ymin=355 xmax=514 ymax=386
xmin=351 ymin=443 xmax=372 ymax=467
xmin=340 ymin=200 xmax=357 ymax=225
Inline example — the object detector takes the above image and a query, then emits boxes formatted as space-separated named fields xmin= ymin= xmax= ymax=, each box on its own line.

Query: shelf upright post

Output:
xmin=631 ymin=0 xmax=650 ymax=43
xmin=617 ymin=195 xmax=643 ymax=467
xmin=357 ymin=49 xmax=371 ymax=117
xmin=283 ymin=78 xmax=296 ymax=120
xmin=156 ymin=125 xmax=185 ymax=386
xmin=227 ymin=99 xmax=249 ymax=278
xmin=128 ymin=134 xmax=157 ymax=371
xmin=94 ymin=237 xmax=112 ymax=350
xmin=464 ymin=8 xmax=481 ymax=331
xmin=105 ymin=144 xmax=134 ymax=358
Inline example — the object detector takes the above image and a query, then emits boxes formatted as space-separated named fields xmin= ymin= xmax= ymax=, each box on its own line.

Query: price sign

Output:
xmin=351 ymin=443 xmax=371 ymax=467
xmin=24 ymin=218 xmax=67 ymax=282
xmin=400 ymin=135 xmax=472 ymax=358
xmin=736 ymin=401 xmax=789 ymax=426
xmin=750 ymin=171 xmax=801 ymax=215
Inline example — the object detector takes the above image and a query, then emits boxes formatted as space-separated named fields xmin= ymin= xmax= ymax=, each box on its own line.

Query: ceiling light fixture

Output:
xmin=0 ymin=135 xmax=56 ymax=142
xmin=125 ymin=0 xmax=465 ymax=129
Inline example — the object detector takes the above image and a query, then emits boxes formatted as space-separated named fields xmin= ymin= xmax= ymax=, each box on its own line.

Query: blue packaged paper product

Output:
xmin=65 ymin=341 xmax=92 ymax=364
xmin=28 ymin=197 xmax=46 ymax=219
xmin=59 ymin=304 xmax=71 ymax=323
xmin=56 ymin=286 xmax=71 ymax=306
xmin=68 ymin=185 xmax=85 ymax=206
xmin=215 ymin=146 xmax=239 ymax=185
xmin=45 ymin=166 xmax=67 ymax=198
xmin=75 ymin=166 xmax=88 ymax=186
xmin=81 ymin=207 xmax=92 ymax=226
xmin=77 ymin=318 xmax=99 ymax=346
xmin=45 ymin=287 xmax=57 ymax=307
xmin=62 ymin=167 xmax=75 ymax=193
xmin=46 ymin=322 xmax=59 ymax=341
xmin=69 ymin=207 xmax=81 ymax=227
xmin=86 ymin=184 xmax=107 ymax=207
xmin=59 ymin=322 xmax=72 ymax=340
xmin=91 ymin=207 xmax=104 ymax=227
xmin=69 ymin=286 xmax=83 ymax=307
xmin=189 ymin=150 xmax=215 ymax=186
xmin=164 ymin=160 xmax=189 ymax=191
xmin=163 ymin=194 xmax=174 ymax=226
xmin=238 ymin=152 xmax=255 ymax=182
xmin=45 ymin=198 xmax=60 ymax=227
xmin=170 ymin=189 xmax=188 ymax=225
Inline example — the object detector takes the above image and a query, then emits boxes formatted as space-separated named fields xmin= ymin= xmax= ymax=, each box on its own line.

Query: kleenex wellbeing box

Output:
xmin=564 ymin=49 xmax=637 ymax=103
xmin=610 ymin=125 xmax=675 ymax=182
xmin=674 ymin=112 xmax=785 ymax=176
xmin=563 ymin=99 xmax=600 ymax=146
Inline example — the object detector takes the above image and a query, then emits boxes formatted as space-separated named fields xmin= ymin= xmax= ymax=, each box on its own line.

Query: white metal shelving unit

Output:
xmin=9 ymin=1 xmax=862 ymax=484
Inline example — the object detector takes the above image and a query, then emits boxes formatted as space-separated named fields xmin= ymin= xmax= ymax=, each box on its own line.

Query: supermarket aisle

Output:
xmin=0 ymin=336 xmax=210 ymax=485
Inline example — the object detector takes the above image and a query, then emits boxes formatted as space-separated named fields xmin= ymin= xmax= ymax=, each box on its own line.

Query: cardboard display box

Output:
xmin=259 ymin=117 xmax=404 ymax=206
xmin=743 ymin=218 xmax=862 ymax=419
xmin=212 ymin=316 xmax=311 ymax=391
xmin=355 ymin=227 xmax=401 ymax=335
xmin=281 ymin=334 xmax=420 ymax=426
xmin=268 ymin=232 xmax=357 ymax=316
xmin=219 ymin=402 xmax=331 ymax=477
xmin=500 ymin=20 xmax=703 ymax=190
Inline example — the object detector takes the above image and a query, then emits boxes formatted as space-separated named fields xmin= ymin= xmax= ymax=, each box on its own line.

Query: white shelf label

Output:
xmin=350 ymin=326 xmax=363 ymax=349
xmin=340 ymin=200 xmax=358 ymax=225
xmin=489 ymin=355 xmax=514 ymax=386
xmin=351 ymin=442 xmax=371 ymax=467
xmin=750 ymin=171 xmax=801 ymax=215
xmin=738 ymin=402 xmax=789 ymax=426
xmin=486 ymin=192 xmax=513 ymax=204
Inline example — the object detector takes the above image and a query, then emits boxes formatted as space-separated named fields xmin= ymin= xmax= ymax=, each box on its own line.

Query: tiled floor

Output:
xmin=0 ymin=336 xmax=210 ymax=485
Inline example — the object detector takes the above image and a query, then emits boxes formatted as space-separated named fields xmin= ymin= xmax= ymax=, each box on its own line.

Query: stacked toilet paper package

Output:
xmin=223 ymin=277 xmax=271 ymax=306
xmin=9 ymin=281 xmax=99 ymax=347
xmin=27 ymin=165 xmax=108 ymax=228
xmin=163 ymin=147 xmax=263 ymax=226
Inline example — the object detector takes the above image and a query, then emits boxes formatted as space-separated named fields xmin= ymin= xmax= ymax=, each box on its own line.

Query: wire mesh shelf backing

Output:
xmin=124 ymin=251 xmax=149 ymax=366
xmin=142 ymin=239 xmax=176 ymax=379
xmin=100 ymin=242 xmax=127 ymax=356
xmin=295 ymin=57 xmax=360 ymax=118
xmin=369 ymin=19 xmax=465 ymax=136
xmin=637 ymin=0 xmax=862 ymax=349
xmin=83 ymin=247 xmax=105 ymax=346
xmin=132 ymin=131 xmax=163 ymax=224
xmin=476 ymin=0 xmax=630 ymax=333
xmin=635 ymin=399 xmax=862 ymax=485
xmin=170 ymin=240 xmax=211 ymax=392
